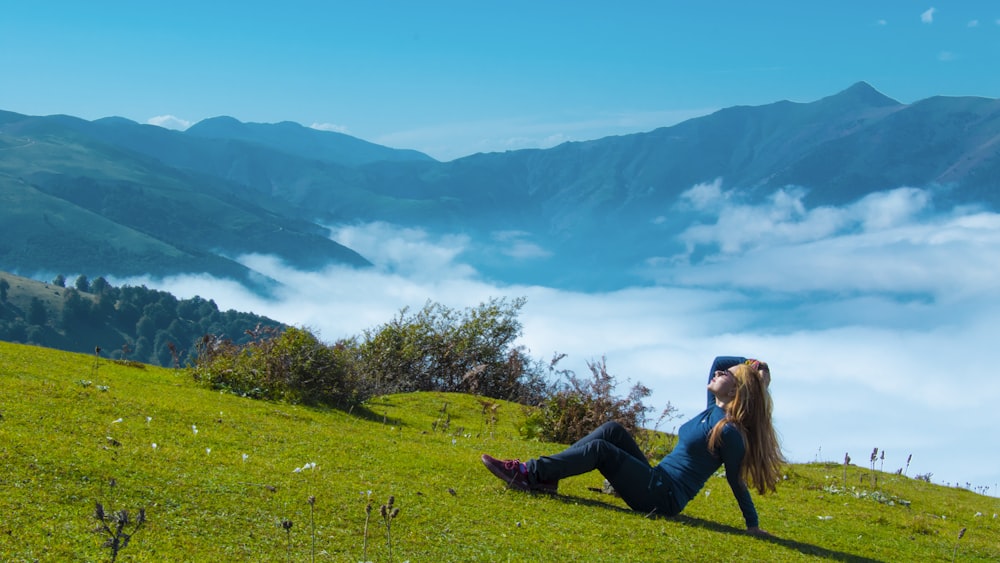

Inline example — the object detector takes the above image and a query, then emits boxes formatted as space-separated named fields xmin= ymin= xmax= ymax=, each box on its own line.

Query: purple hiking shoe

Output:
xmin=481 ymin=454 xmax=558 ymax=493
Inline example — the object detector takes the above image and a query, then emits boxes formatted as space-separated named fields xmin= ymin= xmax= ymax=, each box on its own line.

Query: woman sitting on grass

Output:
xmin=481 ymin=356 xmax=783 ymax=536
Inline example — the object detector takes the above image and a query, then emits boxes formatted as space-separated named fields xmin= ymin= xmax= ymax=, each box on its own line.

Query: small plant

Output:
xmin=843 ymin=452 xmax=850 ymax=485
xmin=92 ymin=346 xmax=102 ymax=378
xmin=479 ymin=398 xmax=500 ymax=438
xmin=869 ymin=447 xmax=879 ymax=490
xmin=280 ymin=519 xmax=293 ymax=562
xmin=93 ymin=501 xmax=146 ymax=562
xmin=904 ymin=453 xmax=912 ymax=476
xmin=432 ymin=401 xmax=452 ymax=433
xmin=952 ymin=527 xmax=966 ymax=562
xmin=307 ymin=496 xmax=317 ymax=563
xmin=381 ymin=495 xmax=401 ymax=563
xmin=362 ymin=491 xmax=374 ymax=562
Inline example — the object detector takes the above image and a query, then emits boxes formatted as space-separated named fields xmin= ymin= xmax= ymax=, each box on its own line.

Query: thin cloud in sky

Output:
xmin=310 ymin=122 xmax=351 ymax=134
xmin=491 ymin=231 xmax=552 ymax=259
xmin=921 ymin=8 xmax=936 ymax=24
xmin=119 ymin=183 xmax=1000 ymax=493
xmin=374 ymin=108 xmax=716 ymax=161
xmin=147 ymin=115 xmax=191 ymax=130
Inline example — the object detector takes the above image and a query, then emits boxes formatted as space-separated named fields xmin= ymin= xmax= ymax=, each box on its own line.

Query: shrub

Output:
xmin=190 ymin=325 xmax=357 ymax=407
xmin=353 ymin=297 xmax=550 ymax=404
xmin=522 ymin=355 xmax=653 ymax=445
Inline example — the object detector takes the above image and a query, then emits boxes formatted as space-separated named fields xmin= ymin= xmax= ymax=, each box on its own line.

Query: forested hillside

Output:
xmin=0 ymin=271 xmax=284 ymax=367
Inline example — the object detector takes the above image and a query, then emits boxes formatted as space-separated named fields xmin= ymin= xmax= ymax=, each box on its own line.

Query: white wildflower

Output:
xmin=112 ymin=418 xmax=123 ymax=424
xmin=152 ymin=443 xmax=157 ymax=450
xmin=242 ymin=453 xmax=249 ymax=463
xmin=146 ymin=416 xmax=152 ymax=424
xmin=818 ymin=516 xmax=833 ymax=520
xmin=192 ymin=424 xmax=198 ymax=435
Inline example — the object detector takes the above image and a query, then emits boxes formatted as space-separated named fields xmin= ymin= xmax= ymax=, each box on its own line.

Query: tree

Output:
xmin=61 ymin=289 xmax=94 ymax=328
xmin=74 ymin=275 xmax=91 ymax=293
xmin=28 ymin=297 xmax=48 ymax=326
xmin=90 ymin=276 xmax=111 ymax=294
xmin=0 ymin=278 xmax=9 ymax=302
xmin=52 ymin=274 xmax=66 ymax=288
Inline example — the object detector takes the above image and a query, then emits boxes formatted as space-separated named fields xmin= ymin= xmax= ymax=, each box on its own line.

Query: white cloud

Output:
xmin=921 ymin=7 xmax=935 ymax=23
xmin=117 ymin=186 xmax=1000 ymax=493
xmin=663 ymin=187 xmax=1000 ymax=300
xmin=876 ymin=19 xmax=888 ymax=26
xmin=677 ymin=178 xmax=728 ymax=211
xmin=147 ymin=115 xmax=192 ymax=130
xmin=326 ymin=222 xmax=476 ymax=280
xmin=310 ymin=122 xmax=351 ymax=134
xmin=968 ymin=19 xmax=979 ymax=28
xmin=937 ymin=51 xmax=956 ymax=62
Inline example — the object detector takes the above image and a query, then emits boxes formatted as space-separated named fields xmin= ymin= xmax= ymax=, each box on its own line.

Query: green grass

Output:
xmin=1 ymin=340 xmax=998 ymax=562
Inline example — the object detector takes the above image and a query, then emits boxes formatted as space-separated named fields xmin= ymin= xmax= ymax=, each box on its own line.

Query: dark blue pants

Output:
xmin=527 ymin=421 xmax=679 ymax=515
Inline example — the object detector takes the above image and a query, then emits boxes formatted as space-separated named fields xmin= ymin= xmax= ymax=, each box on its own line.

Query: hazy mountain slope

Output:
xmin=0 ymin=115 xmax=371 ymax=284
xmin=185 ymin=116 xmax=435 ymax=165
xmin=2 ymin=82 xmax=998 ymax=291
xmin=770 ymin=94 xmax=1000 ymax=204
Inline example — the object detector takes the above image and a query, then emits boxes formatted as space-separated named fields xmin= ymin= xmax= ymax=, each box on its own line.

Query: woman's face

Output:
xmin=708 ymin=368 xmax=738 ymax=400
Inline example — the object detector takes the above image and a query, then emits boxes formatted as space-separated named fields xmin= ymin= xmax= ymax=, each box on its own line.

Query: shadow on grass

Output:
xmin=670 ymin=514 xmax=885 ymax=563
xmin=548 ymin=493 xmax=884 ymax=563
xmin=345 ymin=402 xmax=404 ymax=427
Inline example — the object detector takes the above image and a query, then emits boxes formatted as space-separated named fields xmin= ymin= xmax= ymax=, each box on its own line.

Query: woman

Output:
xmin=481 ymin=356 xmax=783 ymax=535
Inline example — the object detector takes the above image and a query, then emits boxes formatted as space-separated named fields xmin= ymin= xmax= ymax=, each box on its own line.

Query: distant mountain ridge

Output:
xmin=185 ymin=116 xmax=434 ymax=166
xmin=1 ymin=82 xmax=998 ymax=290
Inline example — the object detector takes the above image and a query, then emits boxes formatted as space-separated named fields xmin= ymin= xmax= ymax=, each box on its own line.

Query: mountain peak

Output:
xmin=186 ymin=116 xmax=245 ymax=136
xmin=823 ymin=81 xmax=900 ymax=108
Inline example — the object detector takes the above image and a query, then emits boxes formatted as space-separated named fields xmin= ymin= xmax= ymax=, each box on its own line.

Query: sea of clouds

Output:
xmin=119 ymin=183 xmax=1000 ymax=496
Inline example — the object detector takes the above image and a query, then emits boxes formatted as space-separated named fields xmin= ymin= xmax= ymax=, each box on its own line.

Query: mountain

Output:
xmin=0 ymin=111 xmax=374 ymax=290
xmin=185 ymin=116 xmax=434 ymax=166
xmin=1 ymin=82 xmax=998 ymax=290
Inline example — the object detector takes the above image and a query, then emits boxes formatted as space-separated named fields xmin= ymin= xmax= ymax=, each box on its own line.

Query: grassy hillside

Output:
xmin=1 ymin=341 xmax=997 ymax=562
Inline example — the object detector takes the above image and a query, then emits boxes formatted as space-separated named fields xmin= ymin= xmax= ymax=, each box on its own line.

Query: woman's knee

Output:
xmin=598 ymin=420 xmax=627 ymax=435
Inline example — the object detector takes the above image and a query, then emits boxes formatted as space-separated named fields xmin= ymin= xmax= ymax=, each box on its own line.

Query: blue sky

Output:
xmin=3 ymin=2 xmax=1000 ymax=160
xmin=4 ymin=3 xmax=1000 ymax=498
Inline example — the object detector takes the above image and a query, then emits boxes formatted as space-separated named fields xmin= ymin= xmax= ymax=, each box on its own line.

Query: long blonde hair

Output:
xmin=707 ymin=363 xmax=785 ymax=495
